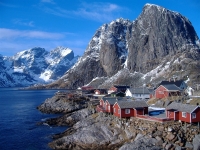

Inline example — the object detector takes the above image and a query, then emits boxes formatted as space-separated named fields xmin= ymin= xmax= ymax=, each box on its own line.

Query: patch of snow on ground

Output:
xmin=124 ymin=58 xmax=128 ymax=68
xmin=85 ymin=77 xmax=101 ymax=86
xmin=185 ymin=77 xmax=190 ymax=83
xmin=149 ymin=106 xmax=165 ymax=110
xmin=143 ymin=61 xmax=170 ymax=81
xmin=186 ymin=86 xmax=194 ymax=96
xmin=174 ymin=58 xmax=180 ymax=64
xmin=13 ymin=67 xmax=24 ymax=73
xmin=39 ymin=70 xmax=53 ymax=82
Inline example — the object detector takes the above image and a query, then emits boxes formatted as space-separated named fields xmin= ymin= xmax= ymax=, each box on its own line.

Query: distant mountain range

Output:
xmin=0 ymin=47 xmax=79 ymax=87
xmin=44 ymin=3 xmax=200 ymax=89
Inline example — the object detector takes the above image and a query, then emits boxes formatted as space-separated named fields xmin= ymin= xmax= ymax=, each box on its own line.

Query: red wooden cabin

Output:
xmin=113 ymin=100 xmax=148 ymax=118
xmin=104 ymin=98 xmax=125 ymax=113
xmin=155 ymin=84 xmax=182 ymax=99
xmin=97 ymin=97 xmax=125 ymax=113
xmin=166 ymin=102 xmax=200 ymax=123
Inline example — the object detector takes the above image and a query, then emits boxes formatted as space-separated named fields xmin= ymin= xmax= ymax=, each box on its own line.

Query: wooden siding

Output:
xmin=136 ymin=109 xmax=143 ymax=116
xmin=121 ymin=108 xmax=135 ymax=118
xmin=166 ymin=107 xmax=200 ymax=123
xmin=144 ymin=107 xmax=148 ymax=115
xmin=105 ymin=101 xmax=114 ymax=113
xmin=113 ymin=103 xmax=121 ymax=118
xmin=155 ymin=85 xmax=169 ymax=99
xmin=99 ymin=99 xmax=104 ymax=106
xmin=178 ymin=111 xmax=191 ymax=123
xmin=191 ymin=107 xmax=200 ymax=122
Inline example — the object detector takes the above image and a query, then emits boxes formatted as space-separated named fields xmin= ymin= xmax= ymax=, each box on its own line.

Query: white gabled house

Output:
xmin=125 ymin=87 xmax=151 ymax=99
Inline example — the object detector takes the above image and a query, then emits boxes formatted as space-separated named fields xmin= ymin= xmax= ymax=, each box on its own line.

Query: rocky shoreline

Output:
xmin=37 ymin=92 xmax=200 ymax=150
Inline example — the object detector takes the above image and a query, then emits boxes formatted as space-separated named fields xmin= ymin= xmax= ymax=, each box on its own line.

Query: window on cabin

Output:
xmin=118 ymin=109 xmax=120 ymax=114
xmin=108 ymin=106 xmax=110 ymax=110
xmin=114 ymin=108 xmax=116 ymax=113
xmin=125 ymin=109 xmax=130 ymax=114
xmin=159 ymin=91 xmax=164 ymax=94
xmin=182 ymin=112 xmax=186 ymax=118
xmin=192 ymin=113 xmax=196 ymax=119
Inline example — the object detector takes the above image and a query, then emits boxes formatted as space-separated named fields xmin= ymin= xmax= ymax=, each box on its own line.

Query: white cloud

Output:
xmin=41 ymin=2 xmax=130 ymax=22
xmin=0 ymin=28 xmax=65 ymax=39
xmin=13 ymin=19 xmax=35 ymax=27
xmin=0 ymin=28 xmax=88 ymax=56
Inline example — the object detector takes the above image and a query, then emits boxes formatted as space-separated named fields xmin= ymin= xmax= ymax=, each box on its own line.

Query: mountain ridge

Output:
xmin=0 ymin=47 xmax=79 ymax=87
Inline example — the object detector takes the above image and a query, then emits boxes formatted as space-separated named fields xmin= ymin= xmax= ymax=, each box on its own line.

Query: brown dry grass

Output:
xmin=189 ymin=97 xmax=200 ymax=105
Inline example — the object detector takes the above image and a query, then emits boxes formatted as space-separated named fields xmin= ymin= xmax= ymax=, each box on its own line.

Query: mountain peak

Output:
xmin=144 ymin=3 xmax=165 ymax=9
xmin=0 ymin=46 xmax=79 ymax=87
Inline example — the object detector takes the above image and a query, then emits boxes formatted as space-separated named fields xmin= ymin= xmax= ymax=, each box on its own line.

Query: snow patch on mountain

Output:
xmin=0 ymin=47 xmax=79 ymax=87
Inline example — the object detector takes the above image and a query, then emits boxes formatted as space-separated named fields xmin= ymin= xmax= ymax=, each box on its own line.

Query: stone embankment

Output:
xmin=38 ymin=92 xmax=200 ymax=150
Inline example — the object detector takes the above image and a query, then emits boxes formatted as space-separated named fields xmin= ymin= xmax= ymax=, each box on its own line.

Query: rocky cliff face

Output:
xmin=47 ymin=3 xmax=200 ymax=89
xmin=126 ymin=4 xmax=199 ymax=74
xmin=0 ymin=47 xmax=79 ymax=87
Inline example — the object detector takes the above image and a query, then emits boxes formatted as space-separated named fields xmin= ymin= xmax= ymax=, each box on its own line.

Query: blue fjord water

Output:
xmin=0 ymin=88 xmax=66 ymax=150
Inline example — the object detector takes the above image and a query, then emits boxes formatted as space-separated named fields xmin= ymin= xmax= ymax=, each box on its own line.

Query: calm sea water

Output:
xmin=0 ymin=88 xmax=67 ymax=150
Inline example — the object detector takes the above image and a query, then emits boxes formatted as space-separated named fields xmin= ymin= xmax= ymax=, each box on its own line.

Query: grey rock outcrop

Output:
xmin=193 ymin=134 xmax=200 ymax=150
xmin=119 ymin=136 xmax=161 ymax=150
xmin=126 ymin=4 xmax=199 ymax=73
xmin=37 ymin=92 xmax=87 ymax=113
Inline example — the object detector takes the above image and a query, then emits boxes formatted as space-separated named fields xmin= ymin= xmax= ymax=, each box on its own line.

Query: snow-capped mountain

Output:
xmin=47 ymin=3 xmax=200 ymax=89
xmin=0 ymin=47 xmax=79 ymax=87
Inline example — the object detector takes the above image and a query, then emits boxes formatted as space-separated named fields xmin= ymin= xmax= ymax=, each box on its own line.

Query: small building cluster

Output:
xmin=79 ymin=79 xmax=200 ymax=124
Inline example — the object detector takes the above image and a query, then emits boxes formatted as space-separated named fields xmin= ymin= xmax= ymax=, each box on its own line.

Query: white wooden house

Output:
xmin=125 ymin=87 xmax=150 ymax=99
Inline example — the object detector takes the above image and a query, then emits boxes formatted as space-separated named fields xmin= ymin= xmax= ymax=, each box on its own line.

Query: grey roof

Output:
xmin=105 ymin=98 xmax=125 ymax=105
xmin=166 ymin=102 xmax=198 ymax=113
xmin=162 ymin=84 xmax=182 ymax=91
xmin=159 ymin=80 xmax=185 ymax=87
xmin=148 ymin=88 xmax=155 ymax=94
xmin=117 ymin=100 xmax=148 ymax=109
xmin=114 ymin=85 xmax=130 ymax=89
xmin=128 ymin=87 xmax=150 ymax=94
xmin=102 ymin=97 xmax=125 ymax=102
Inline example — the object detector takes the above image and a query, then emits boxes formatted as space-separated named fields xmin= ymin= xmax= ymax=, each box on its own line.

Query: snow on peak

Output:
xmin=56 ymin=46 xmax=72 ymax=57
xmin=144 ymin=3 xmax=166 ymax=13
xmin=0 ymin=46 xmax=78 ymax=87
xmin=61 ymin=48 xmax=72 ymax=57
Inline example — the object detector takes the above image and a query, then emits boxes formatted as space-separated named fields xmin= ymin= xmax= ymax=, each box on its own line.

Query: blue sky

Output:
xmin=0 ymin=0 xmax=200 ymax=57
